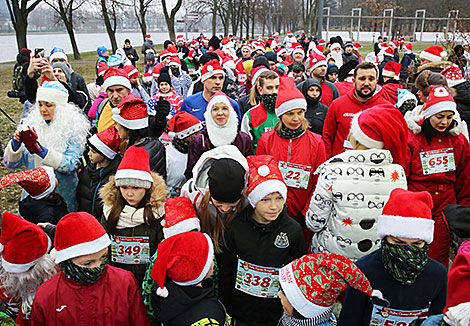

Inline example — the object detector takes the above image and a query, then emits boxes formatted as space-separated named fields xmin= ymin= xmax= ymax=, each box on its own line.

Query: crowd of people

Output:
xmin=1 ymin=30 xmax=470 ymax=326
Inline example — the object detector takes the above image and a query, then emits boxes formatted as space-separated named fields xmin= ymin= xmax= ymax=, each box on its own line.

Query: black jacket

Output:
xmin=123 ymin=46 xmax=139 ymax=66
xmin=77 ymin=156 xmax=121 ymax=219
xmin=133 ymin=137 xmax=167 ymax=180
xmin=152 ymin=279 xmax=227 ymax=326
xmin=218 ymin=205 xmax=307 ymax=326
xmin=300 ymin=79 xmax=329 ymax=135
xmin=238 ymin=94 xmax=255 ymax=117
xmin=19 ymin=194 xmax=68 ymax=224
xmin=453 ymin=81 xmax=470 ymax=136
xmin=176 ymin=45 xmax=190 ymax=59
xmin=70 ymin=71 xmax=91 ymax=112
xmin=378 ymin=56 xmax=396 ymax=85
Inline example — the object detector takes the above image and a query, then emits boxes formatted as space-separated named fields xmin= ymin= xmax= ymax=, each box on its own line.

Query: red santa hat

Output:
xmin=162 ymin=197 xmax=201 ymax=239
xmin=146 ymin=34 xmax=151 ymax=39
xmin=279 ymin=253 xmax=381 ymax=318
xmin=159 ymin=49 xmax=173 ymax=60
xmin=112 ymin=94 xmax=148 ymax=130
xmin=87 ymin=126 xmax=121 ymax=160
xmin=421 ymin=85 xmax=457 ymax=119
xmin=190 ymin=39 xmax=199 ymax=47
xmin=382 ymin=47 xmax=394 ymax=57
xmin=349 ymin=104 xmax=408 ymax=166
xmin=389 ymin=40 xmax=399 ymax=49
xmin=123 ymin=65 xmax=138 ymax=79
xmin=222 ymin=56 xmax=236 ymax=71
xmin=379 ymin=42 xmax=389 ymax=49
xmin=250 ymin=66 xmax=269 ymax=85
xmin=276 ymin=47 xmax=287 ymax=56
xmin=309 ymin=52 xmax=327 ymax=72
xmin=0 ymin=211 xmax=51 ymax=273
xmin=202 ymin=38 xmax=209 ymax=44
xmin=275 ymin=77 xmax=307 ymax=117
xmin=292 ymin=45 xmax=305 ymax=57
xmin=420 ymin=45 xmax=447 ymax=62
xmin=241 ymin=43 xmax=253 ymax=53
xmin=246 ymin=155 xmax=287 ymax=207
xmin=377 ymin=188 xmax=434 ymax=244
xmin=253 ymin=42 xmax=266 ymax=53
xmin=169 ymin=57 xmax=182 ymax=68
xmin=151 ymin=231 xmax=214 ymax=297
xmin=444 ymin=243 xmax=470 ymax=315
xmin=0 ymin=166 xmax=56 ymax=200
xmin=405 ymin=43 xmax=413 ymax=52
xmin=152 ymin=63 xmax=164 ymax=78
xmin=97 ymin=62 xmax=108 ymax=77
xmin=353 ymin=42 xmax=362 ymax=50
xmin=382 ymin=61 xmax=401 ymax=80
xmin=103 ymin=67 xmax=131 ymax=91
xmin=167 ymin=111 xmax=203 ymax=139
xmin=176 ymin=35 xmax=184 ymax=42
xmin=441 ymin=64 xmax=466 ymax=87
xmin=143 ymin=72 xmax=153 ymax=83
xmin=54 ymin=211 xmax=111 ymax=263
xmin=115 ymin=146 xmax=153 ymax=189
xmin=201 ymin=59 xmax=225 ymax=82
xmin=287 ymin=30 xmax=293 ymax=35
xmin=318 ymin=39 xmax=326 ymax=45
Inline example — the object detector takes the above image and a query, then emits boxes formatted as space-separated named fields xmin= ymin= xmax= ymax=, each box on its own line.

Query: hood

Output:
xmin=417 ymin=60 xmax=452 ymax=74
xmin=453 ymin=81 xmax=470 ymax=105
xmin=99 ymin=172 xmax=167 ymax=208
xmin=145 ymin=39 xmax=154 ymax=47
xmin=300 ymin=78 xmax=322 ymax=106
xmin=16 ymin=51 xmax=30 ymax=64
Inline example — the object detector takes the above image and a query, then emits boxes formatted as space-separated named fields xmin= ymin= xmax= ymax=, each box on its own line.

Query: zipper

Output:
xmin=91 ymin=168 xmax=103 ymax=216
xmin=287 ymin=139 xmax=292 ymax=162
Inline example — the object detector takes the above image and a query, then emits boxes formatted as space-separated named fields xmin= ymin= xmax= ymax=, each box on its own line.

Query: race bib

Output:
xmin=278 ymin=161 xmax=311 ymax=189
xmin=111 ymin=235 xmax=150 ymax=264
xmin=235 ymin=258 xmax=280 ymax=298
xmin=369 ymin=304 xmax=428 ymax=326
xmin=419 ymin=148 xmax=455 ymax=175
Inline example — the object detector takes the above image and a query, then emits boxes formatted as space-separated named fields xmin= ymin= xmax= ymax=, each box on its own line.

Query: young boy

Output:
xmin=218 ymin=155 xmax=307 ymax=326
xmin=152 ymin=72 xmax=183 ymax=118
xmin=150 ymin=231 xmax=227 ymax=326
xmin=77 ymin=126 xmax=121 ymax=219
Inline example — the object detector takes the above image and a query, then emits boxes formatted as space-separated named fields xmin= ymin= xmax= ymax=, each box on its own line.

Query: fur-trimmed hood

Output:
xmin=417 ymin=60 xmax=452 ymax=74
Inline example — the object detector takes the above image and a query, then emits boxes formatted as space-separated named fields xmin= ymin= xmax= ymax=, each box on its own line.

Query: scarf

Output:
xmin=59 ymin=258 xmax=107 ymax=285
xmin=203 ymin=102 xmax=238 ymax=147
xmin=381 ymin=240 xmax=429 ymax=286
xmin=260 ymin=93 xmax=277 ymax=111
xmin=173 ymin=137 xmax=190 ymax=153
xmin=278 ymin=126 xmax=305 ymax=139
xmin=279 ymin=309 xmax=336 ymax=326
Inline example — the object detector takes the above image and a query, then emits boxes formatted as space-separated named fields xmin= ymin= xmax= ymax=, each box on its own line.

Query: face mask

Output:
xmin=59 ymin=258 xmax=107 ymax=285
xmin=172 ymin=137 xmax=190 ymax=153
xmin=381 ymin=240 xmax=429 ymax=285
xmin=260 ymin=93 xmax=277 ymax=111
xmin=170 ymin=67 xmax=180 ymax=77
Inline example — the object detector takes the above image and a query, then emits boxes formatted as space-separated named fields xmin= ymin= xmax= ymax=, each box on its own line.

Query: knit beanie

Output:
xmin=115 ymin=146 xmax=153 ymax=189
xmin=208 ymin=158 xmax=246 ymax=203
xmin=36 ymin=80 xmax=69 ymax=107
xmin=49 ymin=47 xmax=68 ymax=63
xmin=52 ymin=62 xmax=71 ymax=83
xmin=157 ymin=73 xmax=171 ymax=86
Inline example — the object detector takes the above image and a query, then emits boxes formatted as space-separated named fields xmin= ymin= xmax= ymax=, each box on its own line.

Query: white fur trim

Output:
xmin=276 ymin=98 xmax=307 ymax=117
xmin=0 ymin=243 xmax=3 ymax=254
xmin=36 ymin=87 xmax=69 ymax=107
xmin=126 ymin=68 xmax=138 ymax=78
xmin=50 ymin=52 xmax=68 ymax=63
xmin=88 ymin=134 xmax=117 ymax=160
xmin=112 ymin=113 xmax=148 ymax=130
xmin=349 ymin=112 xmax=385 ymax=149
xmin=377 ymin=214 xmax=435 ymax=244
xmin=163 ymin=218 xmax=201 ymax=239
xmin=104 ymin=76 xmax=131 ymax=91
xmin=251 ymin=67 xmax=269 ymax=85
xmin=201 ymin=69 xmax=225 ymax=82
xmin=40 ymin=148 xmax=63 ymax=169
xmin=2 ymin=236 xmax=51 ymax=273
xmin=174 ymin=122 xmax=203 ymax=139
xmin=423 ymin=101 xmax=457 ymax=119
xmin=248 ymin=179 xmax=287 ymax=207
xmin=30 ymin=166 xmax=56 ymax=200
xmin=293 ymin=48 xmax=305 ymax=56
xmin=279 ymin=263 xmax=331 ymax=318
xmin=447 ymin=79 xmax=466 ymax=87
xmin=310 ymin=60 xmax=327 ymax=72
xmin=115 ymin=169 xmax=153 ymax=183
xmin=173 ymin=233 xmax=214 ymax=286
xmin=382 ymin=70 xmax=397 ymax=79
xmin=419 ymin=50 xmax=446 ymax=63
xmin=258 ymin=165 xmax=270 ymax=177
xmin=397 ymin=92 xmax=417 ymax=108
xmin=55 ymin=233 xmax=112 ymax=263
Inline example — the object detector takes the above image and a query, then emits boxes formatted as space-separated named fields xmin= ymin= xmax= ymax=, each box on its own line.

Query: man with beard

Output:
xmin=323 ymin=62 xmax=388 ymax=158
xmin=308 ymin=51 xmax=340 ymax=107
xmin=123 ymin=65 xmax=150 ymax=102
xmin=0 ymin=212 xmax=57 ymax=326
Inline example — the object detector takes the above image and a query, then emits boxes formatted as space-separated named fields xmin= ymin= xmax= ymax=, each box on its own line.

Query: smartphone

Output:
xmin=34 ymin=48 xmax=45 ymax=58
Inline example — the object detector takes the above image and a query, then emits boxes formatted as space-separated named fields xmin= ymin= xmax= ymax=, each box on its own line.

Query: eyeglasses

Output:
xmin=348 ymin=154 xmax=366 ymax=163
xmin=368 ymin=201 xmax=384 ymax=209
xmin=347 ymin=193 xmax=365 ymax=201
xmin=346 ymin=167 xmax=365 ymax=176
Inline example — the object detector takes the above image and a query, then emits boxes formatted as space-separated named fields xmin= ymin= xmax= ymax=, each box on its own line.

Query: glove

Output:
xmin=154 ymin=97 xmax=171 ymax=122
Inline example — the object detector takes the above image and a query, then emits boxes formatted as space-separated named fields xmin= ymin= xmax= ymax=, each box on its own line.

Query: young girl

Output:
xmin=99 ymin=146 xmax=167 ymax=286
xmin=218 ymin=155 xmax=307 ymax=326
xmin=152 ymin=72 xmax=183 ymax=118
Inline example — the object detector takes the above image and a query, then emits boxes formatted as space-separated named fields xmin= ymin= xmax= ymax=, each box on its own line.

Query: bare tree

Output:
xmin=161 ymin=0 xmax=183 ymax=41
xmin=6 ymin=0 xmax=42 ymax=50
xmin=134 ymin=0 xmax=153 ymax=41
xmin=99 ymin=0 xmax=122 ymax=52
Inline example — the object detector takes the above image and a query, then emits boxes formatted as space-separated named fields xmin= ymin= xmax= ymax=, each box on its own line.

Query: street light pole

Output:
xmin=317 ymin=0 xmax=324 ymax=39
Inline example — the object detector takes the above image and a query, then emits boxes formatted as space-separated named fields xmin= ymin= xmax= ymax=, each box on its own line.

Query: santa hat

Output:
xmin=251 ymin=66 xmax=269 ymax=85
xmin=103 ymin=67 xmax=131 ymax=91
xmin=0 ymin=166 xmax=56 ymax=200
xmin=159 ymin=49 xmax=173 ymax=60
xmin=382 ymin=61 xmax=401 ymax=80
xmin=162 ymin=197 xmax=201 ymax=239
xmin=253 ymin=42 xmax=266 ymax=53
xmin=152 ymin=64 xmax=164 ymax=78
xmin=168 ymin=44 xmax=178 ymax=56
xmin=444 ymin=243 xmax=470 ymax=316
xmin=221 ymin=37 xmax=233 ymax=47
xmin=37 ymin=80 xmax=69 ymax=107
xmin=112 ymin=94 xmax=148 ymax=130
xmin=223 ymin=56 xmax=236 ymax=71
xmin=190 ymin=39 xmax=199 ymax=47
xmin=241 ymin=43 xmax=253 ymax=53
xmin=420 ymin=46 xmax=447 ymax=62
xmin=382 ymin=47 xmax=394 ymax=57
xmin=202 ymin=38 xmax=209 ymax=44
xmin=151 ymin=231 xmax=214 ymax=297
xmin=169 ymin=57 xmax=181 ymax=67
xmin=379 ymin=42 xmax=389 ymax=49
xmin=353 ymin=42 xmax=362 ymax=50
xmin=349 ymin=104 xmax=408 ymax=166
xmin=292 ymin=45 xmax=305 ymax=57
xmin=201 ymin=59 xmax=225 ymax=82
xmin=115 ymin=146 xmax=153 ymax=189
xmin=167 ymin=111 xmax=202 ymax=139
xmin=441 ymin=64 xmax=466 ymax=87
xmin=275 ymin=77 xmax=307 ymax=117
xmin=405 ymin=43 xmax=413 ymax=52
xmin=54 ymin=211 xmax=111 ymax=263
xmin=318 ymin=39 xmax=326 ymax=45
xmin=276 ymin=47 xmax=287 ymax=56
xmin=421 ymin=85 xmax=457 ymax=119
xmin=287 ymin=30 xmax=293 ymax=35
xmin=309 ymin=52 xmax=327 ymax=72
xmin=146 ymin=34 xmax=151 ymax=39
xmin=0 ymin=211 xmax=51 ymax=273
xmin=389 ymin=40 xmax=399 ymax=49
xmin=280 ymin=253 xmax=381 ymax=318
xmin=187 ymin=50 xmax=196 ymax=60
xmin=246 ymin=155 xmax=287 ymax=207
xmin=87 ymin=126 xmax=121 ymax=160
xmin=97 ymin=62 xmax=108 ymax=77
xmin=377 ymin=188 xmax=434 ymax=244
xmin=330 ymin=43 xmax=342 ymax=51
xmin=176 ymin=35 xmax=184 ymax=42
xmin=123 ymin=65 xmax=138 ymax=78
xmin=49 ymin=47 xmax=68 ymax=63
xmin=142 ymin=72 xmax=153 ymax=83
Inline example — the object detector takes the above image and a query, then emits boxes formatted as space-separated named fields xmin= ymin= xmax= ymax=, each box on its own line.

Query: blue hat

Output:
xmin=344 ymin=41 xmax=354 ymax=48
xmin=107 ymin=54 xmax=123 ymax=67
xmin=97 ymin=46 xmax=108 ymax=56
xmin=49 ymin=47 xmax=68 ymax=63
xmin=36 ymin=81 xmax=69 ymax=106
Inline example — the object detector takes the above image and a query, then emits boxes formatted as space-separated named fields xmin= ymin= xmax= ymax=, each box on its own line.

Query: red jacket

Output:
xmin=381 ymin=82 xmax=402 ymax=105
xmin=256 ymin=130 xmax=326 ymax=219
xmin=322 ymin=87 xmax=388 ymax=158
xmin=320 ymin=80 xmax=339 ymax=107
xmin=30 ymin=265 xmax=150 ymax=326
xmin=334 ymin=81 xmax=354 ymax=96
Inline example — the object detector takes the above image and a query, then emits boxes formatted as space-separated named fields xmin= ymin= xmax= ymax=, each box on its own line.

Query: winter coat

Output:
xmin=99 ymin=173 xmax=166 ymax=286
xmin=142 ymin=39 xmax=154 ymax=54
xmin=400 ymin=52 xmax=416 ymax=82
xmin=19 ymin=194 xmax=68 ymax=225
xmin=322 ymin=86 xmax=389 ymax=158
xmin=404 ymin=112 xmax=470 ymax=216
xmin=12 ymin=51 xmax=29 ymax=103
xmin=29 ymin=265 xmax=150 ymax=326
xmin=132 ymin=137 xmax=167 ymax=180
xmin=257 ymin=130 xmax=326 ymax=221
xmin=151 ymin=279 xmax=227 ymax=326
xmin=305 ymin=149 xmax=407 ymax=261
xmin=153 ymin=91 xmax=183 ymax=117
xmin=219 ymin=205 xmax=307 ymax=326
xmin=342 ymin=52 xmax=358 ymax=65
xmin=76 ymin=156 xmax=121 ymax=219
xmin=452 ymin=81 xmax=470 ymax=135
xmin=166 ymin=143 xmax=188 ymax=197
xmin=338 ymin=248 xmax=447 ymax=326
xmin=300 ymin=79 xmax=329 ymax=135
xmin=123 ymin=46 xmax=139 ymax=66
xmin=184 ymin=129 xmax=253 ymax=180
xmin=240 ymin=102 xmax=279 ymax=153
xmin=69 ymin=71 xmax=91 ymax=112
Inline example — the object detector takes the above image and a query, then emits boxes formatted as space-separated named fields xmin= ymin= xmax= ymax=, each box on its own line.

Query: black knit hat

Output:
xmin=158 ymin=73 xmax=171 ymax=86
xmin=208 ymin=158 xmax=245 ymax=203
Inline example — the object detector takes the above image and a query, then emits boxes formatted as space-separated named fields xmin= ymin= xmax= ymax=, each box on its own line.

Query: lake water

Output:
xmin=1 ymin=31 xmax=204 ymax=63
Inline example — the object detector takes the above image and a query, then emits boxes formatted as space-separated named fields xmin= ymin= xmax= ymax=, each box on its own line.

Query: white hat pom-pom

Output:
xmin=156 ymin=286 xmax=169 ymax=297
xmin=112 ymin=107 xmax=121 ymax=115
xmin=371 ymin=289 xmax=386 ymax=302
xmin=167 ymin=131 xmax=176 ymax=138
xmin=207 ymin=65 xmax=214 ymax=72
xmin=258 ymin=165 xmax=270 ymax=177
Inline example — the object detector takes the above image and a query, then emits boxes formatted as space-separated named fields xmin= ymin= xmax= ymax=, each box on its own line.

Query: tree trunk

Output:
xmin=101 ymin=0 xmax=118 ymax=52
xmin=64 ymin=21 xmax=81 ymax=59
xmin=212 ymin=0 xmax=217 ymax=35
xmin=244 ymin=0 xmax=250 ymax=39
xmin=6 ymin=0 xmax=42 ymax=51
xmin=167 ymin=17 xmax=176 ymax=41
xmin=15 ymin=21 xmax=27 ymax=50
